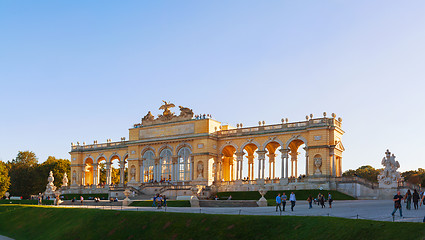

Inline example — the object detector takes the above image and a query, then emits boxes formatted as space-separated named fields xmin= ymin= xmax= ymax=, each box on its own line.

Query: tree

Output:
xmin=342 ymin=165 xmax=381 ymax=183
xmin=8 ymin=151 xmax=39 ymax=198
xmin=0 ymin=162 xmax=10 ymax=198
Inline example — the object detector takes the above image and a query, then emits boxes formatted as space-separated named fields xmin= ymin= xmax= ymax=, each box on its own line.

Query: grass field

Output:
xmin=0 ymin=205 xmax=424 ymax=240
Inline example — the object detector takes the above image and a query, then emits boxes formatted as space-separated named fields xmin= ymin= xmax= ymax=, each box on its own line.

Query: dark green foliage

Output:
xmin=130 ymin=200 xmax=190 ymax=207
xmin=216 ymin=190 xmax=355 ymax=201
xmin=0 ymin=162 xmax=10 ymax=198
xmin=0 ymin=205 xmax=424 ymax=240
xmin=0 ymin=200 xmax=53 ymax=205
xmin=342 ymin=165 xmax=381 ymax=183
xmin=61 ymin=194 xmax=109 ymax=200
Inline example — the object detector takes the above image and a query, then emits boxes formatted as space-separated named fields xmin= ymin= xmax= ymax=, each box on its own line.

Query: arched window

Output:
xmin=160 ymin=149 xmax=172 ymax=181
xmin=143 ymin=150 xmax=154 ymax=182
xmin=178 ymin=147 xmax=191 ymax=181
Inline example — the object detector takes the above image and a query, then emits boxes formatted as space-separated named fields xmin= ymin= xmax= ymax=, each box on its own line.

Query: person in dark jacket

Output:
xmin=412 ymin=189 xmax=420 ymax=210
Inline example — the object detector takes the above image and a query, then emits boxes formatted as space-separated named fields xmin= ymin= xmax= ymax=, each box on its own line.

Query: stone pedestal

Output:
xmin=190 ymin=196 xmax=200 ymax=208
xmin=257 ymin=188 xmax=268 ymax=207
xmin=122 ymin=189 xmax=132 ymax=206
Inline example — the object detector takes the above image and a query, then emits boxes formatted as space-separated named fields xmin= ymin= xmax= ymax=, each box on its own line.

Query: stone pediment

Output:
xmin=140 ymin=101 xmax=194 ymax=126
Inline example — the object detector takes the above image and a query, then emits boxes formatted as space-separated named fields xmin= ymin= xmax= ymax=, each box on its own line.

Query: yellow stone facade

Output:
xmin=69 ymin=103 xmax=344 ymax=190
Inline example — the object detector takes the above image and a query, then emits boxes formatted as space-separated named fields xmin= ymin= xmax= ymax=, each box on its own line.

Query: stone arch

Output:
xmin=141 ymin=146 xmax=156 ymax=157
xmin=84 ymin=155 xmax=94 ymax=165
xmin=109 ymin=152 xmax=122 ymax=163
xmin=175 ymin=142 xmax=193 ymax=154
xmin=262 ymin=137 xmax=284 ymax=151
xmin=240 ymin=139 xmax=262 ymax=153
xmin=158 ymin=144 xmax=173 ymax=154
xmin=95 ymin=154 xmax=107 ymax=164
xmin=122 ymin=152 xmax=129 ymax=162
xmin=219 ymin=142 xmax=239 ymax=154
xmin=284 ymin=135 xmax=308 ymax=149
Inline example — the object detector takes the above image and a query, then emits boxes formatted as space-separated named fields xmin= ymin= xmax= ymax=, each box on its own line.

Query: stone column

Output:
xmin=290 ymin=151 xmax=298 ymax=177
xmin=189 ymin=156 xmax=194 ymax=181
xmin=247 ymin=155 xmax=254 ymax=180
xmin=106 ymin=162 xmax=111 ymax=185
xmin=154 ymin=157 xmax=160 ymax=182
xmin=279 ymin=149 xmax=289 ymax=179
xmin=304 ymin=147 xmax=309 ymax=176
xmin=236 ymin=152 xmax=244 ymax=180
xmin=81 ymin=166 xmax=86 ymax=186
xmin=119 ymin=160 xmax=125 ymax=186
xmin=257 ymin=151 xmax=266 ymax=179
xmin=330 ymin=148 xmax=336 ymax=177
xmin=139 ymin=162 xmax=144 ymax=183
xmin=93 ymin=163 xmax=98 ymax=187
xmin=268 ymin=153 xmax=276 ymax=179
xmin=172 ymin=156 xmax=178 ymax=182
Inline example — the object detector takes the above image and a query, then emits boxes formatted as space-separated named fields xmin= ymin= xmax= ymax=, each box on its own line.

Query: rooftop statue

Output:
xmin=140 ymin=101 xmax=194 ymax=126
xmin=377 ymin=149 xmax=401 ymax=188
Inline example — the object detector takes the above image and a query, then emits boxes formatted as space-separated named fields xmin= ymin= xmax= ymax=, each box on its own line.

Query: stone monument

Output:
xmin=257 ymin=187 xmax=268 ymax=207
xmin=190 ymin=186 xmax=200 ymax=208
xmin=122 ymin=188 xmax=132 ymax=206
xmin=377 ymin=149 xmax=401 ymax=189
xmin=44 ymin=171 xmax=57 ymax=198
xmin=62 ymin=173 xmax=68 ymax=187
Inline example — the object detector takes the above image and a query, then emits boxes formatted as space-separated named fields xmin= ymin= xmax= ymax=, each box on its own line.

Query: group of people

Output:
xmin=391 ymin=190 xmax=425 ymax=218
xmin=275 ymin=192 xmax=297 ymax=212
xmin=152 ymin=194 xmax=167 ymax=209
xmin=277 ymin=192 xmax=332 ymax=211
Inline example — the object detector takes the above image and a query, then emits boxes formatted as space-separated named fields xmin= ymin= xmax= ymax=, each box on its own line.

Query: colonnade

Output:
xmin=220 ymin=148 xmax=315 ymax=181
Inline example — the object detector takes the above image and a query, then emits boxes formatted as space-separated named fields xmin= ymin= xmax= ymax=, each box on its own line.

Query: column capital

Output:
xmin=256 ymin=150 xmax=267 ymax=159
xmin=279 ymin=148 xmax=290 ymax=154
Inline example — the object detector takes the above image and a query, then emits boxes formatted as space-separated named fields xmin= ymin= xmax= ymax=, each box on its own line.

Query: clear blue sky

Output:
xmin=0 ymin=1 xmax=424 ymax=172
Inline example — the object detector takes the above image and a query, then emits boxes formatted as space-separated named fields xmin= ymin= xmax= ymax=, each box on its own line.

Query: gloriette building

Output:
xmin=67 ymin=101 xmax=345 ymax=198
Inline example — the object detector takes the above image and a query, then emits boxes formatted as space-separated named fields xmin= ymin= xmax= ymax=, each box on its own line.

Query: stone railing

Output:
xmin=71 ymin=141 xmax=129 ymax=151
xmin=216 ymin=118 xmax=341 ymax=137
xmin=335 ymin=176 xmax=378 ymax=189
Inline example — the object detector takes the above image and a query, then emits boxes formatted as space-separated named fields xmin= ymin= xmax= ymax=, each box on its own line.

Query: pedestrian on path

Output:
xmin=412 ymin=189 xmax=420 ymax=210
xmin=405 ymin=190 xmax=412 ymax=210
xmin=289 ymin=192 xmax=296 ymax=211
xmin=281 ymin=193 xmax=287 ymax=211
xmin=80 ymin=196 xmax=84 ymax=205
xmin=276 ymin=194 xmax=282 ymax=212
xmin=391 ymin=191 xmax=404 ymax=217
xmin=307 ymin=195 xmax=313 ymax=209
xmin=328 ymin=193 xmax=333 ymax=208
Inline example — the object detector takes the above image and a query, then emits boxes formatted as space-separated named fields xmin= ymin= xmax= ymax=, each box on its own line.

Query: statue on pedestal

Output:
xmin=62 ymin=173 xmax=68 ymax=187
xmin=377 ymin=149 xmax=401 ymax=188
xmin=44 ymin=171 xmax=57 ymax=197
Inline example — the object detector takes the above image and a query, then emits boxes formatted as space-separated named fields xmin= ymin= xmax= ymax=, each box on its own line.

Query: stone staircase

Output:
xmin=199 ymin=200 xmax=258 ymax=208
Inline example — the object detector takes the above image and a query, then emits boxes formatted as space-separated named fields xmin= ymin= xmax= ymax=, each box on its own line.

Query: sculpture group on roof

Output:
xmin=140 ymin=101 xmax=194 ymax=126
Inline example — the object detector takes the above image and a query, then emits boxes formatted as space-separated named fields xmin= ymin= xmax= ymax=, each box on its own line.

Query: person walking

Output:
xmin=281 ymin=193 xmax=287 ymax=211
xmin=80 ymin=196 xmax=84 ymax=205
xmin=307 ymin=195 xmax=313 ymax=209
xmin=276 ymin=194 xmax=282 ymax=212
xmin=391 ymin=191 xmax=404 ymax=217
xmin=320 ymin=194 xmax=325 ymax=208
xmin=152 ymin=194 xmax=158 ymax=207
xmin=289 ymin=192 xmax=296 ymax=211
xmin=328 ymin=192 xmax=333 ymax=208
xmin=405 ymin=190 xmax=412 ymax=210
xmin=412 ymin=189 xmax=420 ymax=210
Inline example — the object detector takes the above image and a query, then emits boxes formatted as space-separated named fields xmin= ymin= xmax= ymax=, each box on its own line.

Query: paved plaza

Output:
xmin=59 ymin=200 xmax=425 ymax=223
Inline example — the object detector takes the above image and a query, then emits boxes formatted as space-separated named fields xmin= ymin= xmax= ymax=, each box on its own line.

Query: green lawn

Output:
xmin=130 ymin=200 xmax=190 ymax=207
xmin=0 ymin=205 xmax=424 ymax=240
